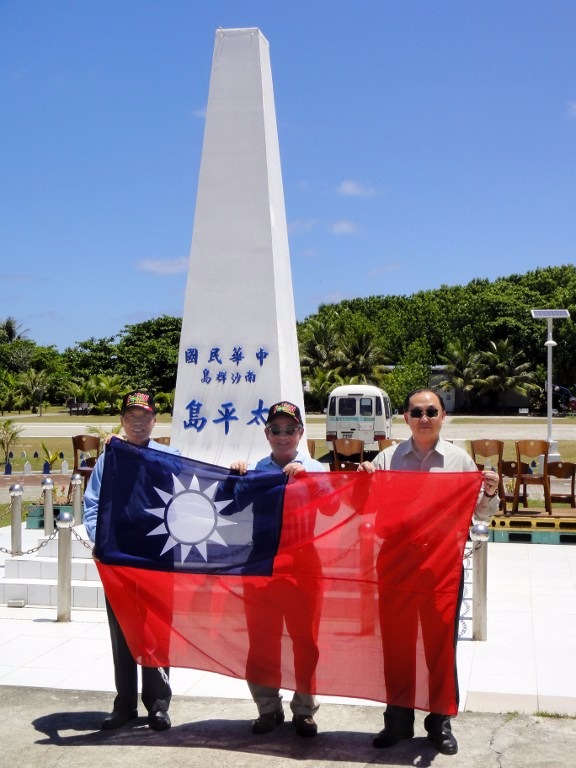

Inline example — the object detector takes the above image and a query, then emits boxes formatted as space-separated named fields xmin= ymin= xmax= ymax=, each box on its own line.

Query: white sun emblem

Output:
xmin=145 ymin=473 xmax=237 ymax=563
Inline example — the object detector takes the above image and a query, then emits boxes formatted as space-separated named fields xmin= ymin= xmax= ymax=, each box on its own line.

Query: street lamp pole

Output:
xmin=530 ymin=309 xmax=570 ymax=461
xmin=544 ymin=318 xmax=556 ymax=446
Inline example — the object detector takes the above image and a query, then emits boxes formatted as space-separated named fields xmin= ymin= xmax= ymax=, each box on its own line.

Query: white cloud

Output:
xmin=137 ymin=257 xmax=188 ymax=275
xmin=332 ymin=220 xmax=358 ymax=235
xmin=289 ymin=218 xmax=318 ymax=234
xmin=192 ymin=106 xmax=207 ymax=119
xmin=337 ymin=179 xmax=378 ymax=197
xmin=568 ymin=101 xmax=576 ymax=120
xmin=369 ymin=262 xmax=400 ymax=278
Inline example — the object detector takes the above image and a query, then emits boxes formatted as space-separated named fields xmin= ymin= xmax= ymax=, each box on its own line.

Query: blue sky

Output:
xmin=1 ymin=1 xmax=575 ymax=351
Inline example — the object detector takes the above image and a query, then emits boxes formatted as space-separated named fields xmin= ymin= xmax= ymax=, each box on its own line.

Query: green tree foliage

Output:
xmin=62 ymin=337 xmax=118 ymax=380
xmin=86 ymin=373 xmax=129 ymax=414
xmin=1 ymin=266 xmax=575 ymax=416
xmin=15 ymin=369 xmax=52 ymax=413
xmin=0 ymin=316 xmax=29 ymax=344
xmin=115 ymin=316 xmax=182 ymax=394
xmin=473 ymin=338 xmax=540 ymax=411
xmin=383 ymin=339 xmax=432 ymax=410
xmin=298 ymin=264 xmax=576 ymax=412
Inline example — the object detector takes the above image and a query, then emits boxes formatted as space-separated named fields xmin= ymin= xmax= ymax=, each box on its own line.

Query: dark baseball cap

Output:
xmin=266 ymin=401 xmax=303 ymax=425
xmin=120 ymin=390 xmax=156 ymax=415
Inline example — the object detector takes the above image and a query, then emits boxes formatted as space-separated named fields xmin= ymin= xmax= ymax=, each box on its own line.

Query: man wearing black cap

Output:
xmin=84 ymin=389 xmax=180 ymax=732
xmin=231 ymin=401 xmax=327 ymax=738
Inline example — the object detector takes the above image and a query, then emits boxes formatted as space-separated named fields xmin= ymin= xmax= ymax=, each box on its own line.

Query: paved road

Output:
xmin=307 ymin=415 xmax=576 ymax=443
xmin=12 ymin=422 xmax=172 ymax=438
xmin=9 ymin=416 xmax=576 ymax=443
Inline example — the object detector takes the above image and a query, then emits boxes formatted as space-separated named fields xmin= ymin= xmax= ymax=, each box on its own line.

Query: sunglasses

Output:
xmin=409 ymin=406 xmax=440 ymax=419
xmin=266 ymin=424 xmax=301 ymax=435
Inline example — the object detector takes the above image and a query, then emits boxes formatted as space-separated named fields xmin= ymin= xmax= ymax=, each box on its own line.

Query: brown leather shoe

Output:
xmin=252 ymin=709 xmax=285 ymax=734
xmin=292 ymin=714 xmax=318 ymax=737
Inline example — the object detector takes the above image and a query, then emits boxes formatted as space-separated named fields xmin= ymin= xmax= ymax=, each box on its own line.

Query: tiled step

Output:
xmin=0 ymin=577 xmax=104 ymax=609
xmin=5 ymin=556 xmax=100 ymax=581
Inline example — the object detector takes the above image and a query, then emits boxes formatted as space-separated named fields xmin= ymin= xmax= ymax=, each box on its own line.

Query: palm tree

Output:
xmin=87 ymin=373 xmax=129 ymax=414
xmin=0 ymin=419 xmax=24 ymax=464
xmin=154 ymin=390 xmax=175 ymax=415
xmin=334 ymin=331 xmax=391 ymax=387
xmin=437 ymin=338 xmax=478 ymax=412
xmin=299 ymin=312 xmax=341 ymax=378
xmin=473 ymin=338 xmax=540 ymax=412
xmin=15 ymin=369 xmax=51 ymax=414
xmin=0 ymin=316 xmax=29 ymax=343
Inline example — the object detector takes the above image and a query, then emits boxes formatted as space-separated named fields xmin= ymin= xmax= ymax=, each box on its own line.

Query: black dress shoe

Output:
xmin=372 ymin=725 xmax=414 ymax=748
xmin=101 ymin=709 xmax=138 ymax=730
xmin=148 ymin=710 xmax=171 ymax=731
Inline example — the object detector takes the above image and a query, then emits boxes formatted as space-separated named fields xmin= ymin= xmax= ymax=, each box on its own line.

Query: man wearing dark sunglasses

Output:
xmin=230 ymin=400 xmax=327 ymax=739
xmin=359 ymin=388 xmax=500 ymax=756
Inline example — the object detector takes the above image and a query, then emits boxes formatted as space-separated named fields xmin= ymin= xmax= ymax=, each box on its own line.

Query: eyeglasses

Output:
xmin=409 ymin=406 xmax=440 ymax=419
xmin=266 ymin=424 xmax=301 ymax=435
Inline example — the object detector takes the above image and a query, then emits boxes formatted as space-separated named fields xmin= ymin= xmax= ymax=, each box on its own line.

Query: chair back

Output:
xmin=330 ymin=438 xmax=364 ymax=471
xmin=377 ymin=438 xmax=404 ymax=451
xmin=71 ymin=434 xmax=101 ymax=471
xmin=470 ymin=439 xmax=505 ymax=511
xmin=515 ymin=439 xmax=550 ymax=476
xmin=307 ymin=439 xmax=316 ymax=459
xmin=548 ymin=461 xmax=576 ymax=506
xmin=513 ymin=439 xmax=552 ymax=514
xmin=70 ymin=434 xmax=102 ymax=492
xmin=469 ymin=439 xmax=504 ymax=472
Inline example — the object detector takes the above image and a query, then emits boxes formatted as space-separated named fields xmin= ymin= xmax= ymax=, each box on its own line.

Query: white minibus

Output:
xmin=325 ymin=384 xmax=393 ymax=449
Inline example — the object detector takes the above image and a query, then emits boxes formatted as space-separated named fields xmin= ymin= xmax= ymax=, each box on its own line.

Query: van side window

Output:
xmin=338 ymin=398 xmax=357 ymax=416
xmin=328 ymin=398 xmax=336 ymax=416
xmin=375 ymin=398 xmax=382 ymax=416
xmin=359 ymin=398 xmax=373 ymax=416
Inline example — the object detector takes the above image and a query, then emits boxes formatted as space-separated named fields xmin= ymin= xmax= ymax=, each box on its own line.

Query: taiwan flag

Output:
xmin=94 ymin=439 xmax=482 ymax=715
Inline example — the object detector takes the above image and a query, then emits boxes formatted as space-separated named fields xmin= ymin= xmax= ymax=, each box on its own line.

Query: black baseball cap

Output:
xmin=266 ymin=401 xmax=303 ymax=425
xmin=120 ymin=390 xmax=156 ymax=415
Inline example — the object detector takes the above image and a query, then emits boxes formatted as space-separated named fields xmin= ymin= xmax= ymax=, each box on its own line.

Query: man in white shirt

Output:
xmin=359 ymin=388 xmax=499 ymax=756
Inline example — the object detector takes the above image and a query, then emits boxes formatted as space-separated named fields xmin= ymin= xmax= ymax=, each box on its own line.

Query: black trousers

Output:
xmin=105 ymin=598 xmax=171 ymax=714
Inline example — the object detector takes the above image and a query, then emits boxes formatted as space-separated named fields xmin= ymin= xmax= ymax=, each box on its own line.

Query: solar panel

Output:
xmin=530 ymin=309 xmax=570 ymax=319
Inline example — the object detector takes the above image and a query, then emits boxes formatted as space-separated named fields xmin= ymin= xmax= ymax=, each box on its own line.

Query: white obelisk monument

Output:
xmin=171 ymin=28 xmax=305 ymax=466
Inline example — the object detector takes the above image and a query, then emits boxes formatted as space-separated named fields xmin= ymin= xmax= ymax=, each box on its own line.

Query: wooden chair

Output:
xmin=307 ymin=439 xmax=316 ymax=459
xmin=548 ymin=461 xmax=576 ymax=507
xmin=512 ymin=440 xmax=552 ymax=515
xmin=377 ymin=438 xmax=404 ymax=451
xmin=70 ymin=434 xmax=102 ymax=491
xmin=501 ymin=459 xmax=529 ymax=513
xmin=470 ymin=439 xmax=506 ymax=511
xmin=330 ymin=438 xmax=364 ymax=471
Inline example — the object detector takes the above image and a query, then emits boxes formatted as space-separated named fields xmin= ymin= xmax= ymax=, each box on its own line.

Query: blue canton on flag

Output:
xmin=95 ymin=439 xmax=287 ymax=575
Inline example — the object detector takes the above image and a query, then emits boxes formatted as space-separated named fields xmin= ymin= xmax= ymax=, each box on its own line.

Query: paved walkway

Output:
xmin=1 ymin=534 xmax=576 ymax=765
